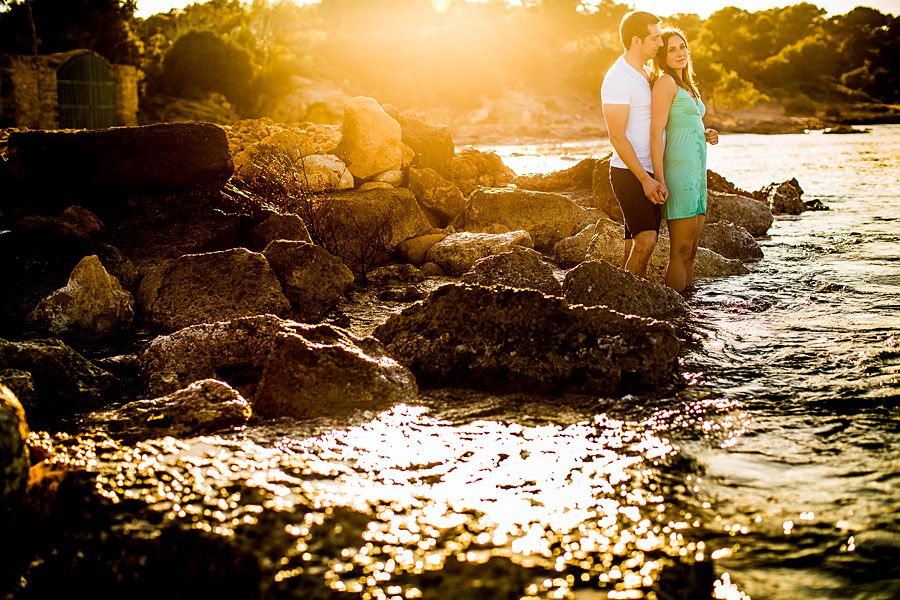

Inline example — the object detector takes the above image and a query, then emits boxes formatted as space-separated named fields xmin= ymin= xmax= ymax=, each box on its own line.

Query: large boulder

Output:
xmin=706 ymin=191 xmax=774 ymax=236
xmin=584 ymin=219 xmax=748 ymax=283
xmin=399 ymin=110 xmax=455 ymax=177
xmin=698 ymin=221 xmax=763 ymax=261
xmin=247 ymin=212 xmax=312 ymax=252
xmin=0 ymin=338 xmax=121 ymax=423
xmin=514 ymin=158 xmax=596 ymax=192
xmin=136 ymin=248 xmax=291 ymax=333
xmin=317 ymin=187 xmax=433 ymax=274
xmin=464 ymin=188 xmax=594 ymax=252
xmin=262 ymin=240 xmax=354 ymax=323
xmin=0 ymin=384 xmax=30 ymax=509
xmin=591 ymin=154 xmax=624 ymax=222
xmin=554 ymin=222 xmax=607 ymax=269
xmin=407 ymin=167 xmax=467 ymax=227
xmin=460 ymin=246 xmax=562 ymax=296
xmin=397 ymin=233 xmax=447 ymax=266
xmin=424 ymin=230 xmax=534 ymax=276
xmin=6 ymin=123 xmax=233 ymax=209
xmin=334 ymin=97 xmax=403 ymax=180
xmin=563 ymin=260 xmax=689 ymax=319
xmin=374 ymin=283 xmax=681 ymax=394
xmin=298 ymin=154 xmax=354 ymax=193
xmin=81 ymin=379 xmax=251 ymax=443
xmin=752 ymin=178 xmax=806 ymax=215
xmin=27 ymin=255 xmax=135 ymax=341
xmin=449 ymin=147 xmax=516 ymax=196
xmin=140 ymin=315 xmax=416 ymax=419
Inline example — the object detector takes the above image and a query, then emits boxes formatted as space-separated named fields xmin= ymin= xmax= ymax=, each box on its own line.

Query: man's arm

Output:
xmin=603 ymin=103 xmax=667 ymax=204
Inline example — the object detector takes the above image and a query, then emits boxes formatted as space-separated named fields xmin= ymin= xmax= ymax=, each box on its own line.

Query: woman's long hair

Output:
xmin=652 ymin=27 xmax=700 ymax=98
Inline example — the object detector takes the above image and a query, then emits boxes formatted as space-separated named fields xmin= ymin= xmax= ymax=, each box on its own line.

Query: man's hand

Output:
xmin=705 ymin=128 xmax=719 ymax=145
xmin=642 ymin=176 xmax=667 ymax=205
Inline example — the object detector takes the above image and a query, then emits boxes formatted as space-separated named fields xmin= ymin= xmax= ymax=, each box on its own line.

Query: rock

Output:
xmin=464 ymin=187 xmax=594 ymax=252
xmin=140 ymin=314 xmax=416 ymax=418
xmin=262 ymin=76 xmax=350 ymax=124
xmin=81 ymin=379 xmax=251 ymax=443
xmin=592 ymin=154 xmax=624 ymax=222
xmin=420 ymin=262 xmax=444 ymax=276
xmin=707 ymin=169 xmax=750 ymax=196
xmin=317 ymin=188 xmax=433 ymax=274
xmin=698 ymin=221 xmax=763 ymax=261
xmin=334 ymin=96 xmax=403 ymax=180
xmin=563 ymin=260 xmax=689 ymax=319
xmin=378 ymin=286 xmax=427 ymax=302
xmin=374 ymin=283 xmax=681 ymax=394
xmin=407 ymin=167 xmax=467 ymax=227
xmin=823 ymin=125 xmax=869 ymax=134
xmin=460 ymin=246 xmax=562 ymax=296
xmin=399 ymin=113 xmax=455 ymax=177
xmin=449 ymin=147 xmax=516 ymax=196
xmin=247 ymin=212 xmax=312 ymax=252
xmin=753 ymin=178 xmax=806 ymax=215
xmin=397 ymin=233 xmax=447 ymax=266
xmin=0 ymin=369 xmax=35 ymax=408
xmin=56 ymin=205 xmax=104 ymax=238
xmin=706 ymin=191 xmax=774 ymax=236
xmin=554 ymin=222 xmax=604 ymax=269
xmin=104 ymin=208 xmax=240 ymax=277
xmin=514 ymin=158 xmax=596 ymax=192
xmin=136 ymin=248 xmax=291 ymax=333
xmin=584 ymin=218 xmax=748 ymax=283
xmin=0 ymin=384 xmax=30 ymax=508
xmin=424 ymin=231 xmax=534 ymax=276
xmin=298 ymin=154 xmax=354 ymax=192
xmin=7 ymin=123 xmax=233 ymax=209
xmin=262 ymin=240 xmax=353 ymax=323
xmin=27 ymin=255 xmax=135 ymax=341
xmin=358 ymin=182 xmax=394 ymax=191
xmin=0 ymin=229 xmax=138 ymax=337
xmin=367 ymin=264 xmax=426 ymax=286
xmin=0 ymin=338 xmax=121 ymax=422
xmin=370 ymin=169 xmax=404 ymax=186
xmin=253 ymin=328 xmax=417 ymax=419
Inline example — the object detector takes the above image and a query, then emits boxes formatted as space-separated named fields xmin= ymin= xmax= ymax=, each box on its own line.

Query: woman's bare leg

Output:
xmin=684 ymin=214 xmax=706 ymax=288
xmin=665 ymin=216 xmax=698 ymax=291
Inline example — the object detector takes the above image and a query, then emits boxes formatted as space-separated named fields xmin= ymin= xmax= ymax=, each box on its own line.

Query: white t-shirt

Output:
xmin=600 ymin=56 xmax=653 ymax=171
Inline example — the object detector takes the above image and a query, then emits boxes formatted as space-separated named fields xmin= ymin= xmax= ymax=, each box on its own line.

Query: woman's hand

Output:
xmin=705 ymin=128 xmax=719 ymax=145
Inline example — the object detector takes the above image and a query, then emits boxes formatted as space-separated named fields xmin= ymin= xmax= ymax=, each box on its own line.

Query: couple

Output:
xmin=601 ymin=10 xmax=718 ymax=292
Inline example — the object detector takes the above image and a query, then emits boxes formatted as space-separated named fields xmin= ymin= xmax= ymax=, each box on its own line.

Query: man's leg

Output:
xmin=623 ymin=238 xmax=634 ymax=269
xmin=625 ymin=229 xmax=658 ymax=278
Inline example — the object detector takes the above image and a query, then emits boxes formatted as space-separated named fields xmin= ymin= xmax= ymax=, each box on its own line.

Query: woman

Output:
xmin=650 ymin=27 xmax=718 ymax=292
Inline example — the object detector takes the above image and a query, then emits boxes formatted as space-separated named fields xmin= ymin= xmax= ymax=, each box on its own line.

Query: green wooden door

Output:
xmin=57 ymin=54 xmax=117 ymax=129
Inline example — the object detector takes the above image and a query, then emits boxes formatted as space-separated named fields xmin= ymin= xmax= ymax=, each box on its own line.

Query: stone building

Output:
xmin=0 ymin=49 xmax=138 ymax=130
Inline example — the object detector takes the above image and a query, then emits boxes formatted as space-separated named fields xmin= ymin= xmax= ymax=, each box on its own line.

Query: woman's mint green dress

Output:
xmin=663 ymin=86 xmax=707 ymax=220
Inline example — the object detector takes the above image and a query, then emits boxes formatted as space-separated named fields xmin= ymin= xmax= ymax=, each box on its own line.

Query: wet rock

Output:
xmin=56 ymin=205 xmax=104 ymax=238
xmin=449 ymin=147 xmax=516 ymax=196
xmin=254 ymin=328 xmax=417 ymax=419
xmin=262 ymin=240 xmax=353 ymax=323
xmin=399 ymin=112 xmax=455 ymax=177
xmin=707 ymin=169 xmax=750 ymax=196
xmin=397 ymin=233 xmax=447 ymax=266
xmin=104 ymin=207 xmax=240 ymax=278
xmin=0 ymin=338 xmax=121 ymax=422
xmin=7 ymin=123 xmax=233 ymax=209
xmin=0 ymin=369 xmax=35 ymax=408
xmin=514 ymin=157 xmax=596 ymax=192
xmin=464 ymin=187 xmax=594 ymax=252
xmin=753 ymin=177 xmax=806 ymax=215
xmin=407 ymin=167 xmax=467 ymax=227
xmin=698 ymin=221 xmax=763 ymax=261
xmin=317 ymin=188 xmax=433 ymax=274
xmin=378 ymin=286 xmax=427 ymax=302
xmin=375 ymin=283 xmax=680 ymax=394
xmin=584 ymin=218 xmax=748 ymax=284
xmin=424 ymin=230 xmax=534 ymax=276
xmin=460 ymin=246 xmax=562 ymax=296
xmin=554 ymin=221 xmax=603 ymax=268
xmin=706 ymin=191 xmax=774 ymax=236
xmin=334 ymin=96 xmax=404 ymax=180
xmin=298 ymin=154 xmax=355 ymax=193
xmin=367 ymin=264 xmax=426 ymax=286
xmin=0 ymin=384 xmax=30 ymax=509
xmin=82 ymin=379 xmax=251 ymax=443
xmin=592 ymin=154 xmax=624 ymax=222
xmin=27 ymin=255 xmax=135 ymax=341
xmin=563 ymin=260 xmax=689 ymax=319
xmin=136 ymin=248 xmax=291 ymax=333
xmin=247 ymin=212 xmax=312 ymax=252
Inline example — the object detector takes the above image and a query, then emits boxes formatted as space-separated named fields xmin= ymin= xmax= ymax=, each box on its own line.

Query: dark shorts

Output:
xmin=609 ymin=166 xmax=661 ymax=240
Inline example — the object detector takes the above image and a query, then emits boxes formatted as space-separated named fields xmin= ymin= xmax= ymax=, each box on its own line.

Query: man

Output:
xmin=601 ymin=10 xmax=666 ymax=278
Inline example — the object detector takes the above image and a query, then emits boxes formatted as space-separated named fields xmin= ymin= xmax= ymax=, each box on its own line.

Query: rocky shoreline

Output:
xmin=0 ymin=98 xmax=821 ymax=597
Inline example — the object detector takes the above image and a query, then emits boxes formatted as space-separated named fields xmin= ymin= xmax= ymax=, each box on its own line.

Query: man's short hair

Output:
xmin=619 ymin=11 xmax=661 ymax=50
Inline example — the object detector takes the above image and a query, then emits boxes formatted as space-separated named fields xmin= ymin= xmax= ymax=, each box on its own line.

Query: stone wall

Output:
xmin=112 ymin=64 xmax=139 ymax=126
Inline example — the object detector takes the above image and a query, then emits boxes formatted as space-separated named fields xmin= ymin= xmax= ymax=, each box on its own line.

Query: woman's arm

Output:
xmin=650 ymin=75 xmax=677 ymax=190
